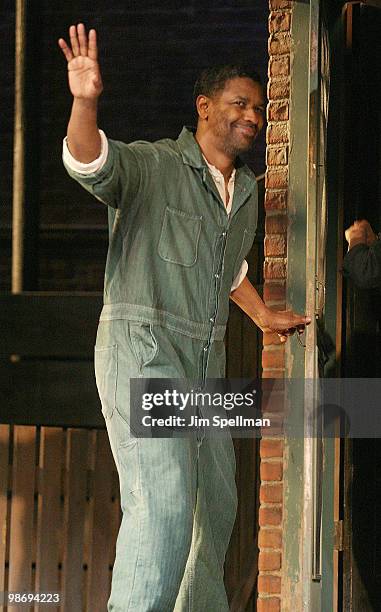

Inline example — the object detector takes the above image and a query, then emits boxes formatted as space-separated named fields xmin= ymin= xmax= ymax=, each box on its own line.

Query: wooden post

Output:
xmin=12 ymin=0 xmax=40 ymax=293
xmin=12 ymin=0 xmax=26 ymax=293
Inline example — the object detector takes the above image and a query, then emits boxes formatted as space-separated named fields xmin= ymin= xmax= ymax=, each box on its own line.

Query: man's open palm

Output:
xmin=58 ymin=24 xmax=103 ymax=100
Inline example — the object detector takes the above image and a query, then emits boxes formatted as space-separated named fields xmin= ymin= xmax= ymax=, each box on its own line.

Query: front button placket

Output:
xmin=199 ymin=224 xmax=230 ymax=389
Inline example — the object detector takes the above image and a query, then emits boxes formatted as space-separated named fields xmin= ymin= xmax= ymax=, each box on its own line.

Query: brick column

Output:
xmin=258 ymin=1 xmax=292 ymax=610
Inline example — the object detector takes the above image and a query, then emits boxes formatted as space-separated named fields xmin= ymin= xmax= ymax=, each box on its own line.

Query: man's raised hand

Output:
xmin=58 ymin=24 xmax=103 ymax=100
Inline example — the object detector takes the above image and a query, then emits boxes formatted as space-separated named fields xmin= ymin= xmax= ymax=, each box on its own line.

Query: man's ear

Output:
xmin=196 ymin=94 xmax=210 ymax=120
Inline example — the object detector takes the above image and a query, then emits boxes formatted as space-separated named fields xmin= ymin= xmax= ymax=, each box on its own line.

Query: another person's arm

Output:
xmin=344 ymin=220 xmax=381 ymax=289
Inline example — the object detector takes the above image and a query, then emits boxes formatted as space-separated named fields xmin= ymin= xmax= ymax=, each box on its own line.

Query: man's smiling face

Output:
xmin=205 ymin=77 xmax=265 ymax=157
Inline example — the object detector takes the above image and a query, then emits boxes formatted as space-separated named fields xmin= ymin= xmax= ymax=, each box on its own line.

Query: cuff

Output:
xmin=231 ymin=259 xmax=248 ymax=291
xmin=62 ymin=129 xmax=108 ymax=174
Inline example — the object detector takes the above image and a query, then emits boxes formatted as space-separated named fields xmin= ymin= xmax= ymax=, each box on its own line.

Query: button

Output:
xmin=214 ymin=273 xmax=219 ymax=278
xmin=209 ymin=317 xmax=214 ymax=323
xmin=203 ymin=346 xmax=208 ymax=352
xmin=222 ymin=231 xmax=226 ymax=237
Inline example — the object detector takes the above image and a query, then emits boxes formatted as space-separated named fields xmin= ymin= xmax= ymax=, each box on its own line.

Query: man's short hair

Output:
xmin=193 ymin=64 xmax=262 ymax=104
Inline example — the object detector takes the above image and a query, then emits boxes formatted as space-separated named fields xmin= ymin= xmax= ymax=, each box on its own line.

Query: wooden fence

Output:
xmin=0 ymin=424 xmax=120 ymax=611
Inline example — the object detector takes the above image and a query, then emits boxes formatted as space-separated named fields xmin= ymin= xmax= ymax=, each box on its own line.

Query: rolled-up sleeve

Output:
xmin=63 ymin=129 xmax=109 ymax=174
xmin=231 ymin=259 xmax=248 ymax=291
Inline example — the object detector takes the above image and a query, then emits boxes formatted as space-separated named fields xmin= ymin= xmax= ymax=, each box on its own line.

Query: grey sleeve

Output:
xmin=343 ymin=241 xmax=381 ymax=289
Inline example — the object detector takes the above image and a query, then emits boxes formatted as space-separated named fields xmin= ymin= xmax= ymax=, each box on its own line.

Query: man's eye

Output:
xmin=255 ymin=107 xmax=265 ymax=115
xmin=235 ymin=101 xmax=245 ymax=107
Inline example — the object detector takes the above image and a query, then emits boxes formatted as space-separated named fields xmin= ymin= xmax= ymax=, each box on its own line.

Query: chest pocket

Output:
xmin=158 ymin=206 xmax=202 ymax=267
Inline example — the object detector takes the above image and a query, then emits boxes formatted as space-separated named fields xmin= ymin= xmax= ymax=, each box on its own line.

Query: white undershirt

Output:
xmin=62 ymin=131 xmax=248 ymax=290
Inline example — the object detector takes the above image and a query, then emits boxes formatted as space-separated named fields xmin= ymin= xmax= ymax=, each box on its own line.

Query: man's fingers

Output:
xmin=58 ymin=38 xmax=73 ymax=62
xmin=88 ymin=29 xmax=98 ymax=60
xmin=69 ymin=24 xmax=80 ymax=56
xmin=292 ymin=315 xmax=311 ymax=328
xmin=77 ymin=23 xmax=88 ymax=56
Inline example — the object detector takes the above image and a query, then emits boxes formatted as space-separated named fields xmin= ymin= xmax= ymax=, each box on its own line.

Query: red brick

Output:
xmin=268 ymin=101 xmax=289 ymax=122
xmin=265 ymin=168 xmax=288 ymax=189
xmin=260 ymin=461 xmax=283 ymax=481
xmin=258 ymin=527 xmax=283 ymax=548
xmin=257 ymin=597 xmax=281 ymax=612
xmin=267 ymin=146 xmax=288 ymax=166
xmin=260 ymin=483 xmax=283 ymax=503
xmin=258 ymin=575 xmax=282 ymax=594
xmin=261 ymin=419 xmax=284 ymax=437
xmin=268 ymin=77 xmax=290 ymax=100
xmin=263 ymin=332 xmax=283 ymax=346
xmin=262 ymin=378 xmax=285 ymax=392
xmin=265 ymin=190 xmax=287 ymax=211
xmin=262 ymin=369 xmax=285 ymax=378
xmin=265 ymin=214 xmax=287 ymax=234
xmin=262 ymin=348 xmax=285 ymax=369
xmin=269 ymin=55 xmax=290 ymax=77
xmin=269 ymin=33 xmax=291 ymax=56
xmin=261 ymin=391 xmax=286 ymax=413
xmin=267 ymin=122 xmax=288 ymax=144
xmin=260 ymin=440 xmax=283 ymax=458
xmin=263 ymin=281 xmax=286 ymax=302
xmin=264 ymin=234 xmax=286 ymax=257
xmin=259 ymin=507 xmax=283 ymax=527
xmin=270 ymin=0 xmax=292 ymax=8
xmin=264 ymin=260 xmax=287 ymax=280
xmin=269 ymin=11 xmax=291 ymax=33
xmin=258 ymin=551 xmax=282 ymax=571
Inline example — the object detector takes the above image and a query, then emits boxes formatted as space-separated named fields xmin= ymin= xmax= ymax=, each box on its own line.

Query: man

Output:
xmin=344 ymin=219 xmax=381 ymax=289
xmin=59 ymin=24 xmax=310 ymax=612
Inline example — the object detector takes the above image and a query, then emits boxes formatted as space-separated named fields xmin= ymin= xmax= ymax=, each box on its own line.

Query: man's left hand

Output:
xmin=254 ymin=308 xmax=311 ymax=343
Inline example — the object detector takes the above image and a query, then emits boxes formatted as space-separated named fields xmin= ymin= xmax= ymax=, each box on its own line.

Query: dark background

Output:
xmin=0 ymin=0 xmax=268 ymax=293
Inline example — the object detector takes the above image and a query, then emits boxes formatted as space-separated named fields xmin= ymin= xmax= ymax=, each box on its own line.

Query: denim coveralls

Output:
xmin=64 ymin=127 xmax=258 ymax=611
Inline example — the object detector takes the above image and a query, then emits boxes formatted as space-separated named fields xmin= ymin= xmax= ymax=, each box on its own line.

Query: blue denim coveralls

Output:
xmin=64 ymin=127 xmax=258 ymax=611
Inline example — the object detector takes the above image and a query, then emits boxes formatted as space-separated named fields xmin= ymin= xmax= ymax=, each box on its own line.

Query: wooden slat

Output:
xmin=0 ymin=425 xmax=10 ymax=594
xmin=0 ymin=294 xmax=102 ymax=358
xmin=8 ymin=426 xmax=36 ymax=593
xmin=35 ymin=428 xmax=64 ymax=612
xmin=86 ymin=431 xmax=117 ymax=612
xmin=0 ymin=361 xmax=103 ymax=428
xmin=61 ymin=429 xmax=89 ymax=611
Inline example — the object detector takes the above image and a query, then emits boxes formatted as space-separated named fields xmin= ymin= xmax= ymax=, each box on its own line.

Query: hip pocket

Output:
xmin=128 ymin=323 xmax=158 ymax=374
xmin=94 ymin=344 xmax=118 ymax=419
xmin=158 ymin=206 xmax=202 ymax=266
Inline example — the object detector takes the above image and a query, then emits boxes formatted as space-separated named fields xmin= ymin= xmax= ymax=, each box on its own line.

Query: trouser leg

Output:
xmin=174 ymin=435 xmax=238 ymax=612
xmin=106 ymin=412 xmax=199 ymax=612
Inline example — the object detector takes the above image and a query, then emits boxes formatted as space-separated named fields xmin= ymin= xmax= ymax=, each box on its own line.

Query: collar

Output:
xmin=176 ymin=126 xmax=248 ymax=176
xmin=202 ymin=155 xmax=236 ymax=184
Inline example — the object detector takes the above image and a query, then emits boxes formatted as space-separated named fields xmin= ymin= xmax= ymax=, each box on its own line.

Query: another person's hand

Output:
xmin=345 ymin=219 xmax=376 ymax=249
xmin=58 ymin=24 xmax=103 ymax=100
xmin=254 ymin=308 xmax=311 ymax=343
